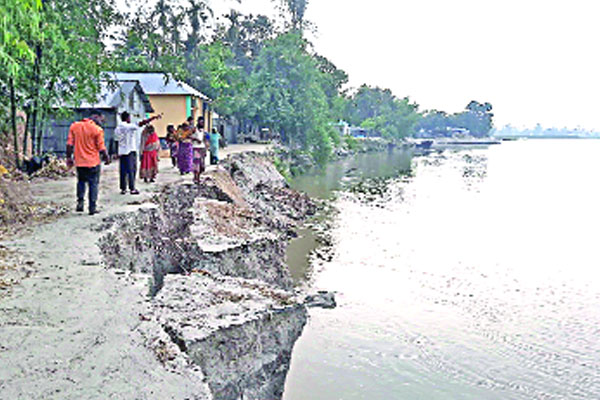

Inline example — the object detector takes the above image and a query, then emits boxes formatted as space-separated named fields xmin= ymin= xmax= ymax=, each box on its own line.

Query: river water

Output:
xmin=283 ymin=140 xmax=600 ymax=399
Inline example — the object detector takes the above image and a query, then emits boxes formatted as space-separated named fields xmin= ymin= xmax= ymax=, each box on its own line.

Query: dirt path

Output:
xmin=28 ymin=144 xmax=273 ymax=211
xmin=0 ymin=144 xmax=271 ymax=399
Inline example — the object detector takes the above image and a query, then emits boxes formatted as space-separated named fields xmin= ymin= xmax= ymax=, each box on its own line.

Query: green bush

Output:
xmin=272 ymin=155 xmax=291 ymax=181
xmin=344 ymin=135 xmax=360 ymax=151
xmin=309 ymin=126 xmax=333 ymax=167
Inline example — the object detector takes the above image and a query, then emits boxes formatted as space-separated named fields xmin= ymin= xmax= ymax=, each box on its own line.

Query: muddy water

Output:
xmin=285 ymin=150 xmax=414 ymax=284
xmin=283 ymin=140 xmax=600 ymax=399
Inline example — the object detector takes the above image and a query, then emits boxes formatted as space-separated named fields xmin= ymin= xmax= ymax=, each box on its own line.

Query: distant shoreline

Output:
xmin=494 ymin=135 xmax=600 ymax=139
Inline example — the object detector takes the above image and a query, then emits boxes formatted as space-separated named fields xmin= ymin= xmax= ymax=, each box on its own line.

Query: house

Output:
xmin=110 ymin=72 xmax=213 ymax=139
xmin=331 ymin=120 xmax=350 ymax=136
xmin=349 ymin=126 xmax=369 ymax=138
xmin=43 ymin=80 xmax=154 ymax=156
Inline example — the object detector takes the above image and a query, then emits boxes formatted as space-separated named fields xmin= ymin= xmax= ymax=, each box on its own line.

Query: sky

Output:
xmin=119 ymin=0 xmax=600 ymax=130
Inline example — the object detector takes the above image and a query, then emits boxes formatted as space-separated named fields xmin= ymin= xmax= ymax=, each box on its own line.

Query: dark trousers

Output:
xmin=119 ymin=151 xmax=137 ymax=191
xmin=76 ymin=165 xmax=101 ymax=210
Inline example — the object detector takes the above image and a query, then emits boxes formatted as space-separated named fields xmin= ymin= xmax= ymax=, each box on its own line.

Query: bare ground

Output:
xmin=0 ymin=144 xmax=271 ymax=400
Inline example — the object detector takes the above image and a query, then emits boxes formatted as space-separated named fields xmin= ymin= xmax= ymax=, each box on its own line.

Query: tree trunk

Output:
xmin=37 ymin=105 xmax=46 ymax=155
xmin=30 ymin=43 xmax=42 ymax=156
xmin=23 ymin=111 xmax=29 ymax=159
xmin=9 ymin=78 xmax=20 ymax=169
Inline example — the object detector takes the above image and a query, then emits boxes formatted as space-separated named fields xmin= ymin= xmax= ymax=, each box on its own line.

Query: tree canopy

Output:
xmin=414 ymin=101 xmax=494 ymax=138
xmin=344 ymin=85 xmax=420 ymax=139
xmin=0 ymin=0 xmax=495 ymax=169
xmin=1 ymin=0 xmax=118 ymax=164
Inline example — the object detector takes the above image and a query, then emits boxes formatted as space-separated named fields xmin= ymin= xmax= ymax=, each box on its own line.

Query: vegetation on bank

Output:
xmin=1 ymin=0 xmax=494 ymax=172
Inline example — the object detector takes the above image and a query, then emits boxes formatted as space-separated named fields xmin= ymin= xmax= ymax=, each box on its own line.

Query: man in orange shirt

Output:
xmin=66 ymin=110 xmax=110 ymax=215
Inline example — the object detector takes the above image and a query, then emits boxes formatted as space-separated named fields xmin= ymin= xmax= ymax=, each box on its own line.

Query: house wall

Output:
xmin=191 ymin=98 xmax=213 ymax=132
xmin=202 ymin=99 xmax=213 ymax=132
xmin=43 ymin=109 xmax=117 ymax=156
xmin=148 ymin=95 xmax=187 ymax=138
xmin=149 ymin=95 xmax=213 ymax=138
xmin=115 ymin=89 xmax=151 ymax=154
xmin=43 ymin=88 xmax=150 ymax=156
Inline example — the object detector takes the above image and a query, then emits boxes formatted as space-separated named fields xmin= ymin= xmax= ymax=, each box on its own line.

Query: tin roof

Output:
xmin=75 ymin=80 xmax=154 ymax=113
xmin=109 ymin=72 xmax=211 ymax=100
xmin=57 ymin=80 xmax=154 ymax=113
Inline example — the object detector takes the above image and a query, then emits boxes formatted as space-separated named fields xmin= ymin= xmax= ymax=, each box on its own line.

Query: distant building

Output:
xmin=330 ymin=120 xmax=350 ymax=136
xmin=213 ymin=112 xmax=237 ymax=144
xmin=43 ymin=80 xmax=154 ymax=156
xmin=349 ymin=126 xmax=368 ymax=138
xmin=110 ymin=72 xmax=212 ymax=138
xmin=449 ymin=127 xmax=470 ymax=137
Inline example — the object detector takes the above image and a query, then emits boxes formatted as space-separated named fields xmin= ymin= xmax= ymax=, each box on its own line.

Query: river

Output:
xmin=283 ymin=139 xmax=600 ymax=399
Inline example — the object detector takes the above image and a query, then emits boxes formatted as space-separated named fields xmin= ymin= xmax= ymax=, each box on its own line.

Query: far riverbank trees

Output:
xmin=414 ymin=101 xmax=494 ymax=138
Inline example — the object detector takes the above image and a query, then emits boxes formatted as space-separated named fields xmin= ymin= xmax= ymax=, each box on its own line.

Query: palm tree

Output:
xmin=152 ymin=0 xmax=173 ymax=36
xmin=185 ymin=0 xmax=213 ymax=54
xmin=278 ymin=0 xmax=308 ymax=31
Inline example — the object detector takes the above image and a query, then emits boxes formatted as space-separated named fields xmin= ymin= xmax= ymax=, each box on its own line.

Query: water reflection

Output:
xmin=286 ymin=150 xmax=413 ymax=284
xmin=284 ymin=140 xmax=600 ymax=400
xmin=291 ymin=149 xmax=414 ymax=200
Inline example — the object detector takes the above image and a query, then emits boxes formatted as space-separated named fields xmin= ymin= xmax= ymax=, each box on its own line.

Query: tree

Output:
xmin=185 ymin=0 xmax=213 ymax=55
xmin=452 ymin=100 xmax=494 ymax=137
xmin=414 ymin=110 xmax=451 ymax=137
xmin=413 ymin=101 xmax=494 ymax=138
xmin=152 ymin=0 xmax=174 ymax=36
xmin=0 ymin=0 xmax=42 ymax=167
xmin=313 ymin=53 xmax=348 ymax=121
xmin=345 ymin=85 xmax=420 ymax=139
xmin=346 ymin=85 xmax=392 ymax=124
xmin=112 ymin=4 xmax=186 ymax=78
xmin=215 ymin=11 xmax=276 ymax=74
xmin=276 ymin=0 xmax=309 ymax=31
xmin=0 ymin=0 xmax=41 ymax=78
xmin=25 ymin=0 xmax=120 ymax=155
xmin=186 ymin=41 xmax=243 ymax=117
xmin=248 ymin=32 xmax=335 ymax=164
xmin=2 ymin=0 xmax=117 ymax=158
xmin=193 ymin=12 xmax=277 ymax=139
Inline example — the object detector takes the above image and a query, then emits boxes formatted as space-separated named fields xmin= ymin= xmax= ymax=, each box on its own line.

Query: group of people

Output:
xmin=66 ymin=109 xmax=221 ymax=215
xmin=114 ymin=111 xmax=162 ymax=195
xmin=166 ymin=116 xmax=221 ymax=184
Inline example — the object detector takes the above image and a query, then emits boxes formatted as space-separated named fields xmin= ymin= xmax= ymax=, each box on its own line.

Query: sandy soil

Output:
xmin=0 ymin=144 xmax=271 ymax=399
xmin=27 ymin=144 xmax=272 ymax=211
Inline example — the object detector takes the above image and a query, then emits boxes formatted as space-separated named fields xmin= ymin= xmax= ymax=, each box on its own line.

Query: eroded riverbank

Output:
xmin=0 ymin=150 xmax=320 ymax=399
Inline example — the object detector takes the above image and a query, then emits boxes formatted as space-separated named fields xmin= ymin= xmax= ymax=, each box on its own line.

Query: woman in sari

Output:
xmin=139 ymin=125 xmax=160 ymax=183
xmin=165 ymin=124 xmax=178 ymax=168
xmin=176 ymin=123 xmax=194 ymax=175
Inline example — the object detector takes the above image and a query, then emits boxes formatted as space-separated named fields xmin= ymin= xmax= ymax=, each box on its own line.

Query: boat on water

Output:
xmin=405 ymin=138 xmax=434 ymax=149
xmin=415 ymin=139 xmax=434 ymax=149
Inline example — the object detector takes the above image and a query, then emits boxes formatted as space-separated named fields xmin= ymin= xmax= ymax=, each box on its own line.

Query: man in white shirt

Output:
xmin=114 ymin=111 xmax=160 ymax=194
